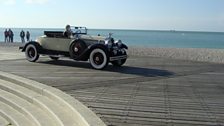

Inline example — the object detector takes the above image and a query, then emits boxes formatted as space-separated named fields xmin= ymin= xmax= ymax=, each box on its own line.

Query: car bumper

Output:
xmin=109 ymin=55 xmax=128 ymax=61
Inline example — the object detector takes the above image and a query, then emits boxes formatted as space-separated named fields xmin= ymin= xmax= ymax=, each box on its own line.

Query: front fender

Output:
xmin=121 ymin=43 xmax=128 ymax=49
xmin=88 ymin=43 xmax=108 ymax=52
xmin=75 ymin=43 xmax=108 ymax=61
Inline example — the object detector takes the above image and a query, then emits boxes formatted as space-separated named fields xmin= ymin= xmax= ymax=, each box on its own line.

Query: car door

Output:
xmin=40 ymin=37 xmax=72 ymax=52
xmin=53 ymin=38 xmax=72 ymax=52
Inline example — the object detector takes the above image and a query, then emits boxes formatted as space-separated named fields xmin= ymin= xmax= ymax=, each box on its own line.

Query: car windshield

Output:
xmin=71 ymin=26 xmax=87 ymax=34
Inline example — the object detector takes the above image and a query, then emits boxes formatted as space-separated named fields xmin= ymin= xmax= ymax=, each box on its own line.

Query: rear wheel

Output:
xmin=25 ymin=44 xmax=39 ymax=62
xmin=111 ymin=59 xmax=127 ymax=67
xmin=89 ymin=48 xmax=108 ymax=70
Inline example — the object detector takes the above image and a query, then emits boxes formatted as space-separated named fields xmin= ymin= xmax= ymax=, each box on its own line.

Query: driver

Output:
xmin=63 ymin=25 xmax=73 ymax=38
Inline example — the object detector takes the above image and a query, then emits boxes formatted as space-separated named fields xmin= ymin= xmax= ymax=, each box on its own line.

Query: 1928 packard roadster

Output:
xmin=20 ymin=27 xmax=128 ymax=70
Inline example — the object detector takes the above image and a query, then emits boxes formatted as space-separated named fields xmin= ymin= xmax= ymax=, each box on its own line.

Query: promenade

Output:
xmin=0 ymin=44 xmax=224 ymax=126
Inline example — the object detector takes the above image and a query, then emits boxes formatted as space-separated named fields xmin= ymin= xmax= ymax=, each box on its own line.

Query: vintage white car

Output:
xmin=20 ymin=27 xmax=128 ymax=69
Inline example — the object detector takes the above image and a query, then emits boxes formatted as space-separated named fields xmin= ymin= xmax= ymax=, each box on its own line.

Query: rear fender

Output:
xmin=21 ymin=41 xmax=42 ymax=52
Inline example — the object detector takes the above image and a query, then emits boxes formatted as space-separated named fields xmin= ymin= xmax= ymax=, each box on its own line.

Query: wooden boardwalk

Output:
xmin=0 ymin=55 xmax=224 ymax=126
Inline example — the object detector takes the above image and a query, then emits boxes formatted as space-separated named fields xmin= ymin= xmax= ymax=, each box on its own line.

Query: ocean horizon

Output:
xmin=1 ymin=28 xmax=224 ymax=49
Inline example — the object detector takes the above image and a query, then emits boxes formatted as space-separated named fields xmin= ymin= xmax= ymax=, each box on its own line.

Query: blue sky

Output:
xmin=0 ymin=0 xmax=224 ymax=31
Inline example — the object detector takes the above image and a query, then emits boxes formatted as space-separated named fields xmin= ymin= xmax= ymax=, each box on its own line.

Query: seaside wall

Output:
xmin=129 ymin=47 xmax=224 ymax=64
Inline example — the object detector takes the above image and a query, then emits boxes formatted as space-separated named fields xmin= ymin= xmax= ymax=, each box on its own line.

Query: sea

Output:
xmin=1 ymin=28 xmax=224 ymax=49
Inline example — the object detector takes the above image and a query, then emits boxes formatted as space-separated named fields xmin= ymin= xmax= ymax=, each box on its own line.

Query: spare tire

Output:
xmin=69 ymin=40 xmax=87 ymax=59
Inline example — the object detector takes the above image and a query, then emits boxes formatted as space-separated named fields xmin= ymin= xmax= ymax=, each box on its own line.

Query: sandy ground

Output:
xmin=1 ymin=42 xmax=224 ymax=64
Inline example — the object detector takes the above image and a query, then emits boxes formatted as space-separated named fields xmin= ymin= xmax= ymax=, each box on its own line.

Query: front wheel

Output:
xmin=111 ymin=59 xmax=127 ymax=67
xmin=89 ymin=48 xmax=108 ymax=70
xmin=25 ymin=44 xmax=39 ymax=62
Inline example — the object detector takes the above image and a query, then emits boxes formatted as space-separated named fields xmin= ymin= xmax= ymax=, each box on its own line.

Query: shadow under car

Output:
xmin=37 ymin=59 xmax=174 ymax=77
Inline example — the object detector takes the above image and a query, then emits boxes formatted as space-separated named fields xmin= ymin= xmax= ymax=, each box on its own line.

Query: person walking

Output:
xmin=20 ymin=30 xmax=25 ymax=43
xmin=26 ymin=31 xmax=30 ymax=42
xmin=4 ymin=29 xmax=9 ymax=42
xmin=8 ymin=29 xmax=14 ymax=43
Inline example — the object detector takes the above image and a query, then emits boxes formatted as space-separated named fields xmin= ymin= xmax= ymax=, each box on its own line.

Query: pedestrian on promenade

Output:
xmin=4 ymin=29 xmax=9 ymax=42
xmin=20 ymin=30 xmax=25 ymax=43
xmin=26 ymin=31 xmax=30 ymax=42
xmin=8 ymin=29 xmax=14 ymax=43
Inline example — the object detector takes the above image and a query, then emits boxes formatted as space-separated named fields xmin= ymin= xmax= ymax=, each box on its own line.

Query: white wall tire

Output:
xmin=89 ymin=48 xmax=108 ymax=70
xmin=25 ymin=44 xmax=39 ymax=62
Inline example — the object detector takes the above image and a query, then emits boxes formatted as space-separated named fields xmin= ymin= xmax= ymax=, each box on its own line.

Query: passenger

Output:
xmin=63 ymin=25 xmax=72 ymax=38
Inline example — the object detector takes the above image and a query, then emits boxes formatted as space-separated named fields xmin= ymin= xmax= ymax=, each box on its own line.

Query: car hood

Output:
xmin=79 ymin=35 xmax=106 ymax=42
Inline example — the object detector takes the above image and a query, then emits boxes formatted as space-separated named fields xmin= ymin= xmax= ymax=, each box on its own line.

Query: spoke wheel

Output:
xmin=89 ymin=48 xmax=108 ymax=70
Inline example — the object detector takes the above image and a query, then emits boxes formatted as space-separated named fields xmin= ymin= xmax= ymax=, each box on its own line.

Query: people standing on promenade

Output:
xmin=4 ymin=29 xmax=9 ymax=42
xmin=20 ymin=30 xmax=25 ymax=43
xmin=8 ymin=29 xmax=14 ymax=43
xmin=26 ymin=31 xmax=30 ymax=42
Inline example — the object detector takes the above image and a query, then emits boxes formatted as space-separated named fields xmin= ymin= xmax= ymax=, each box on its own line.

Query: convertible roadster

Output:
xmin=20 ymin=27 xmax=128 ymax=70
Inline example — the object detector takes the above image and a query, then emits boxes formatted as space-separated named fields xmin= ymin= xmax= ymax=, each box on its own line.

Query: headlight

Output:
xmin=115 ymin=40 xmax=122 ymax=48
xmin=105 ymin=40 xmax=113 ymax=48
xmin=113 ymin=50 xmax=118 ymax=55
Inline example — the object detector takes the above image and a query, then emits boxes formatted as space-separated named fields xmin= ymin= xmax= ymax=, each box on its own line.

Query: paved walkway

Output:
xmin=0 ymin=44 xmax=106 ymax=126
xmin=0 ymin=46 xmax=224 ymax=125
xmin=0 ymin=45 xmax=24 ymax=61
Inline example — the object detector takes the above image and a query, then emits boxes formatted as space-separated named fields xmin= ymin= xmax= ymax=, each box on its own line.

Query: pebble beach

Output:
xmin=128 ymin=46 xmax=224 ymax=64
xmin=1 ymin=42 xmax=224 ymax=64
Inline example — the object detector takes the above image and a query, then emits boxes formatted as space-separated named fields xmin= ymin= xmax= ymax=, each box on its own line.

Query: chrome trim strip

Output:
xmin=110 ymin=55 xmax=128 ymax=61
